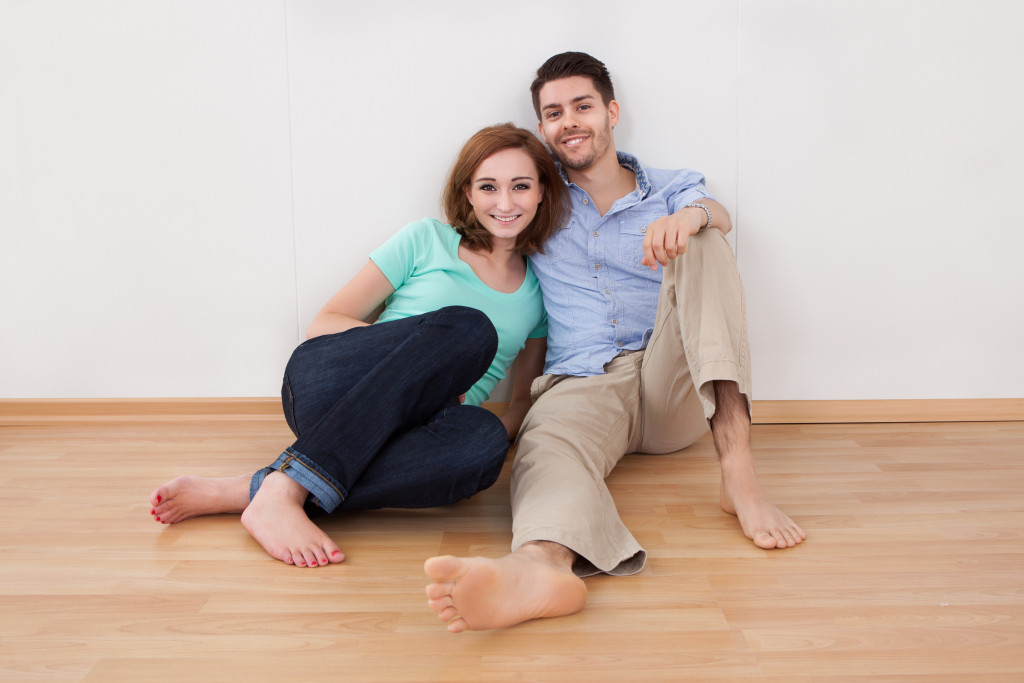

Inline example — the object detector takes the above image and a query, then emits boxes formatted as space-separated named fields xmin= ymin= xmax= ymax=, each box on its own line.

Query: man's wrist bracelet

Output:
xmin=684 ymin=202 xmax=712 ymax=233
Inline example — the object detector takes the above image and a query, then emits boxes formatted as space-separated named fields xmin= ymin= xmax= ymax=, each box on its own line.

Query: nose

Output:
xmin=496 ymin=189 xmax=514 ymax=212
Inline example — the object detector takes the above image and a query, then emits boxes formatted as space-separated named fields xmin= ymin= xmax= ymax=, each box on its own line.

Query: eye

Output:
xmin=513 ymin=183 xmax=531 ymax=191
xmin=546 ymin=111 xmax=560 ymax=119
xmin=477 ymin=183 xmax=496 ymax=192
xmin=578 ymin=104 xmax=591 ymax=112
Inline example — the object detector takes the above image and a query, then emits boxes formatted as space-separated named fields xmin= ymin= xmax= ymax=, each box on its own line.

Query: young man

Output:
xmin=425 ymin=52 xmax=805 ymax=632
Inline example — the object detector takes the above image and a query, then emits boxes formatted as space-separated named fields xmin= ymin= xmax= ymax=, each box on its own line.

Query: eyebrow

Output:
xmin=541 ymin=94 xmax=595 ymax=112
xmin=473 ymin=176 xmax=536 ymax=183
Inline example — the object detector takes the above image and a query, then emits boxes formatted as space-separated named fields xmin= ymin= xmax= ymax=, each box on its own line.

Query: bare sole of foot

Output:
xmin=149 ymin=474 xmax=252 ymax=524
xmin=721 ymin=475 xmax=806 ymax=549
xmin=424 ymin=548 xmax=587 ymax=633
xmin=240 ymin=471 xmax=344 ymax=568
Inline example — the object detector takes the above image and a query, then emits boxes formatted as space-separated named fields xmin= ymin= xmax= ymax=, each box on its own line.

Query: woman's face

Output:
xmin=464 ymin=147 xmax=544 ymax=247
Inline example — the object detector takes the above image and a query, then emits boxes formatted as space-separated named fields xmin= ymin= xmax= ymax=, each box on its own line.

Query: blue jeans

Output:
xmin=249 ymin=306 xmax=509 ymax=513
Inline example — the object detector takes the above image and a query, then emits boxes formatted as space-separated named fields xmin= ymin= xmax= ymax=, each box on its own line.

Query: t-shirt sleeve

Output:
xmin=528 ymin=310 xmax=547 ymax=338
xmin=368 ymin=220 xmax=431 ymax=290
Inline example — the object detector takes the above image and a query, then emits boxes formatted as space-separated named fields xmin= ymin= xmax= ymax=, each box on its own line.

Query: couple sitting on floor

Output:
xmin=148 ymin=52 xmax=805 ymax=633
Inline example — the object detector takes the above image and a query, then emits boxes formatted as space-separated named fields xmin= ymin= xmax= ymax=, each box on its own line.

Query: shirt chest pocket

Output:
xmin=537 ymin=222 xmax=576 ymax=265
xmin=617 ymin=220 xmax=651 ymax=270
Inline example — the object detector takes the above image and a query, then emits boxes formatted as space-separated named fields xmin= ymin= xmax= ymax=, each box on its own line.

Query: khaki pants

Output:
xmin=511 ymin=229 xmax=752 ymax=576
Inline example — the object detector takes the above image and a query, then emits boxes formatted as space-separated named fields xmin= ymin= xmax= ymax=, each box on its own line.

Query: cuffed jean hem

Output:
xmin=249 ymin=447 xmax=346 ymax=513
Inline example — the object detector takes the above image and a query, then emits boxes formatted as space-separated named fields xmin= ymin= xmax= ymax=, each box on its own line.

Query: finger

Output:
xmin=674 ymin=233 xmax=688 ymax=258
xmin=652 ymin=236 xmax=669 ymax=266
xmin=664 ymin=226 xmax=680 ymax=259
xmin=642 ymin=233 xmax=656 ymax=269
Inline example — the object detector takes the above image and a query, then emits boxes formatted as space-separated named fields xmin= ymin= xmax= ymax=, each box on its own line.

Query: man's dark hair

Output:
xmin=530 ymin=51 xmax=616 ymax=119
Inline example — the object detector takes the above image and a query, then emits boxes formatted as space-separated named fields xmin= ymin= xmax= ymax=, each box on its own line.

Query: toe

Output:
xmin=426 ymin=582 xmax=455 ymax=600
xmin=424 ymin=555 xmax=461 ymax=581
xmin=311 ymin=548 xmax=329 ymax=567
xmin=447 ymin=617 xmax=468 ymax=633
xmin=754 ymin=531 xmax=777 ymax=549
xmin=427 ymin=595 xmax=455 ymax=612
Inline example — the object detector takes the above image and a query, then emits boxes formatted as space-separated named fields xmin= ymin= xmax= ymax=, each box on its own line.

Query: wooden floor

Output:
xmin=1 ymin=407 xmax=1023 ymax=682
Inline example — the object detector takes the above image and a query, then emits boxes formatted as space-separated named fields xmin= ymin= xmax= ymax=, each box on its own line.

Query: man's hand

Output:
xmin=640 ymin=200 xmax=732 ymax=270
xmin=640 ymin=207 xmax=705 ymax=270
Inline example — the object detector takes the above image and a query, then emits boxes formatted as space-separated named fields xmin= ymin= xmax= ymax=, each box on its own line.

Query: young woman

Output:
xmin=148 ymin=123 xmax=567 ymax=568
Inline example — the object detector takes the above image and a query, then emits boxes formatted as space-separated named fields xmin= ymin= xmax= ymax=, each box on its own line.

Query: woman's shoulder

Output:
xmin=397 ymin=218 xmax=460 ymax=246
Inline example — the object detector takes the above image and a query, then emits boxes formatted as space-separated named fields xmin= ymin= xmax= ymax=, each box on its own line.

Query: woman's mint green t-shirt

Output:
xmin=369 ymin=218 xmax=547 ymax=406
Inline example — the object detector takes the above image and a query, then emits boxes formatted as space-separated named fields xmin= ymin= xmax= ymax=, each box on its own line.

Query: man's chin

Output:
xmin=556 ymin=153 xmax=594 ymax=172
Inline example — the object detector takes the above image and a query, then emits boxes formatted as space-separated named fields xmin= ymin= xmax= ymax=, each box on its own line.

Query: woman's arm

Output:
xmin=499 ymin=337 xmax=546 ymax=440
xmin=306 ymin=261 xmax=396 ymax=340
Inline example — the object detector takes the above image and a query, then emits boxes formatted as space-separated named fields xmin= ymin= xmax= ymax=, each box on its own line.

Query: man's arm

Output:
xmin=641 ymin=198 xmax=732 ymax=269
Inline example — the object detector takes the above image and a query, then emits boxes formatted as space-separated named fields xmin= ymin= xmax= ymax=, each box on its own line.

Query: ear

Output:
xmin=608 ymin=100 xmax=620 ymax=128
xmin=463 ymin=184 xmax=473 ymax=205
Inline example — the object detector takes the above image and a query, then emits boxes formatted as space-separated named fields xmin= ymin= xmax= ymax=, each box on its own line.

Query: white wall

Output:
xmin=2 ymin=0 xmax=1022 ymax=401
xmin=1 ymin=1 xmax=298 ymax=397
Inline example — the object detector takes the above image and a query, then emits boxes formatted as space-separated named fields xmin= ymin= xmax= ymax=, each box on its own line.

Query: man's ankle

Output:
xmin=519 ymin=541 xmax=577 ymax=569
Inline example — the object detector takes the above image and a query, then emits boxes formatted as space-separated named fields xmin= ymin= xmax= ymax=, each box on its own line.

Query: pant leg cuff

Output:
xmin=248 ymin=449 xmax=346 ymax=513
xmin=695 ymin=359 xmax=752 ymax=424
xmin=511 ymin=528 xmax=646 ymax=577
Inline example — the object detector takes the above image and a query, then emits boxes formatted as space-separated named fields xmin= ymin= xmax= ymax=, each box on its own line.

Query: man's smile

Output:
xmin=560 ymin=133 xmax=590 ymax=147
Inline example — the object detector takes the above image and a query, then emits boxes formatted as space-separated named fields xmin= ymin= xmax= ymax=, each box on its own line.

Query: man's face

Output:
xmin=536 ymin=75 xmax=619 ymax=172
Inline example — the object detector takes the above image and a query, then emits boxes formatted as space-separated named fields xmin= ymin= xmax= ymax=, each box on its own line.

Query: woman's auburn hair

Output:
xmin=442 ymin=123 xmax=568 ymax=256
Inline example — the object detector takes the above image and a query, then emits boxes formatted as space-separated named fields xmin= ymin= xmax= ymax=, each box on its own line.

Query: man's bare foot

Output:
xmin=149 ymin=474 xmax=252 ymax=524
xmin=240 ymin=471 xmax=344 ymax=567
xmin=710 ymin=380 xmax=805 ymax=549
xmin=720 ymin=461 xmax=806 ymax=549
xmin=423 ymin=542 xmax=587 ymax=633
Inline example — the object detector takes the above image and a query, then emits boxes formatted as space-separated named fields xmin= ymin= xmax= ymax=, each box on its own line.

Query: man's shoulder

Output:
xmin=644 ymin=165 xmax=705 ymax=187
xmin=617 ymin=151 xmax=705 ymax=196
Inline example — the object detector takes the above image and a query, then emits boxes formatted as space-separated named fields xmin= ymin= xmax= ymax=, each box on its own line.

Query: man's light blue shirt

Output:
xmin=529 ymin=152 xmax=713 ymax=376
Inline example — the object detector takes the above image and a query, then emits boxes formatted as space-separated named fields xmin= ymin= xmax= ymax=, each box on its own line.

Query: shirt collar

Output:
xmin=556 ymin=151 xmax=651 ymax=199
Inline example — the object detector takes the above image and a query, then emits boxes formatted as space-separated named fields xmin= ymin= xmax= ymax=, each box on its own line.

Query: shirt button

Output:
xmin=604 ymin=289 xmax=610 ymax=294
xmin=616 ymin=341 xmax=624 ymax=347
xmin=612 ymin=319 xmax=618 ymax=325
xmin=593 ymin=231 xmax=599 ymax=237
xmin=595 ymin=264 xmax=601 ymax=270
xmin=640 ymin=226 xmax=647 ymax=233
xmin=583 ymin=199 xmax=590 ymax=205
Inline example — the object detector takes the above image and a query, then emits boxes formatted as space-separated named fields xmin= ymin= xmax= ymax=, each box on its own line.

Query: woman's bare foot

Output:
xmin=240 ymin=471 xmax=344 ymax=567
xmin=424 ymin=542 xmax=587 ymax=633
xmin=149 ymin=474 xmax=252 ymax=524
xmin=720 ymin=462 xmax=806 ymax=549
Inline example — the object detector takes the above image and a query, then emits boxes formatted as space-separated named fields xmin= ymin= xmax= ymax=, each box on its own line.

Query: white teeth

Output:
xmin=565 ymin=137 xmax=585 ymax=146
xmin=493 ymin=216 xmax=518 ymax=223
